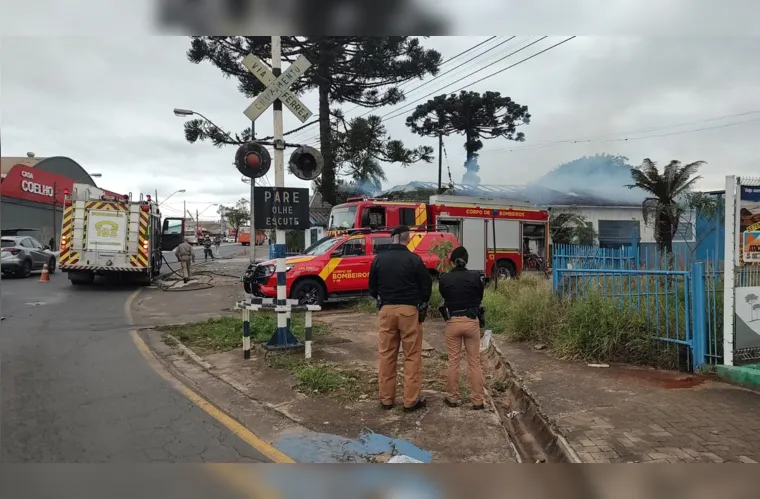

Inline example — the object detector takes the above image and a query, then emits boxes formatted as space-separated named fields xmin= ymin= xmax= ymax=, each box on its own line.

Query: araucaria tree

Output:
xmin=627 ymin=158 xmax=706 ymax=254
xmin=332 ymin=113 xmax=433 ymax=193
xmin=185 ymin=37 xmax=442 ymax=205
xmin=405 ymin=90 xmax=530 ymax=184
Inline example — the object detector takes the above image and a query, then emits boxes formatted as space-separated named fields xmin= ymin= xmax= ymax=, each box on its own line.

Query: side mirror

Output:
xmin=43 ymin=245 xmax=51 ymax=251
xmin=330 ymin=250 xmax=342 ymax=259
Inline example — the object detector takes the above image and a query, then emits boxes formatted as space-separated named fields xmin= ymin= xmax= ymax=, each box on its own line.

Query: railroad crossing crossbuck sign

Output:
xmin=242 ymin=54 xmax=313 ymax=123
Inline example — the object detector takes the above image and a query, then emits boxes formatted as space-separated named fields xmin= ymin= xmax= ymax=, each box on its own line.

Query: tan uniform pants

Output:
xmin=378 ymin=305 xmax=422 ymax=408
xmin=180 ymin=260 xmax=191 ymax=279
xmin=444 ymin=316 xmax=485 ymax=406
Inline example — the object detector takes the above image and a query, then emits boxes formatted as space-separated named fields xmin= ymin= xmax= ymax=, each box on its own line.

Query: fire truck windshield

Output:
xmin=304 ymin=236 xmax=339 ymax=256
xmin=328 ymin=206 xmax=357 ymax=229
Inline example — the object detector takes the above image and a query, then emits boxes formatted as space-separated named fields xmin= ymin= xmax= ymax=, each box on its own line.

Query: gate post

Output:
xmin=552 ymin=266 xmax=560 ymax=293
xmin=691 ymin=262 xmax=707 ymax=371
xmin=723 ymin=175 xmax=738 ymax=366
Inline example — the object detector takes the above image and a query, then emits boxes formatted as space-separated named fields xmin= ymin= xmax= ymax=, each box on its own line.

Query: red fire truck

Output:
xmin=327 ymin=195 xmax=550 ymax=278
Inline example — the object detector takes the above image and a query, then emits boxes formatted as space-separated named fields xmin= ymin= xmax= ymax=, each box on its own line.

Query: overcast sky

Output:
xmin=2 ymin=32 xmax=759 ymax=219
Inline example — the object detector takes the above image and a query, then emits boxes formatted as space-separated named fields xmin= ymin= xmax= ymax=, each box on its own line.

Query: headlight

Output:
xmin=261 ymin=264 xmax=276 ymax=277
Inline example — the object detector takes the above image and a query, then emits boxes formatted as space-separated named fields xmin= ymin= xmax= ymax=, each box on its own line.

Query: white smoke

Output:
xmin=461 ymin=157 xmax=481 ymax=186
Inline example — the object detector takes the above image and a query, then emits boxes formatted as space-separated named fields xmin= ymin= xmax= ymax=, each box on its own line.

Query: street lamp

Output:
xmin=159 ymin=189 xmax=186 ymax=206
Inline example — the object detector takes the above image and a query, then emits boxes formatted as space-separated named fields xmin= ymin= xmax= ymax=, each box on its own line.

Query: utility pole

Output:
xmin=250 ymin=119 xmax=256 ymax=262
xmin=196 ymin=209 xmax=200 ymax=236
xmin=183 ymin=199 xmax=187 ymax=234
xmin=52 ymin=182 xmax=57 ymax=249
xmin=437 ymin=133 xmax=443 ymax=193
xmin=271 ymin=35 xmax=288 ymax=341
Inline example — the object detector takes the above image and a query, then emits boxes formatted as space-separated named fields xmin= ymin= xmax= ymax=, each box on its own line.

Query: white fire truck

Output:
xmin=59 ymin=183 xmax=169 ymax=285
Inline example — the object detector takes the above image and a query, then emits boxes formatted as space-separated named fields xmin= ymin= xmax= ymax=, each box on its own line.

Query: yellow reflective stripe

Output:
xmin=406 ymin=233 xmax=425 ymax=252
xmin=318 ymin=258 xmax=342 ymax=280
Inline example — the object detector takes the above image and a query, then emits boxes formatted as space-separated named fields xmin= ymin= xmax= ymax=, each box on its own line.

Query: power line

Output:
xmin=380 ymin=36 xmax=572 ymax=123
xmin=446 ymin=111 xmax=760 ymax=156
xmin=303 ymin=36 xmax=560 ymax=147
xmin=286 ymin=36 xmax=504 ymax=143
xmin=350 ymin=37 xmax=517 ymax=121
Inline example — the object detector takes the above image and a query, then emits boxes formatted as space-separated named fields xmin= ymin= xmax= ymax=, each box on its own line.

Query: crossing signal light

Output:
xmin=288 ymin=146 xmax=324 ymax=181
xmin=235 ymin=142 xmax=271 ymax=179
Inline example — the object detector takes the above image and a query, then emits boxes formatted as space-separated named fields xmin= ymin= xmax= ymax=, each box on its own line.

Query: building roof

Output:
xmin=383 ymin=182 xmax=644 ymax=207
xmin=310 ymin=207 xmax=331 ymax=227
xmin=1 ymin=156 xmax=46 ymax=176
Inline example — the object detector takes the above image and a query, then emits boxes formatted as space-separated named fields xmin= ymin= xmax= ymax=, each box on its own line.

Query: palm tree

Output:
xmin=627 ymin=158 xmax=705 ymax=254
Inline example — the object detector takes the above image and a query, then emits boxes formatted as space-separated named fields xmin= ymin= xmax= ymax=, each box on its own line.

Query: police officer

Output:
xmin=368 ymin=225 xmax=433 ymax=413
xmin=438 ymin=246 xmax=486 ymax=410
xmin=202 ymin=235 xmax=215 ymax=261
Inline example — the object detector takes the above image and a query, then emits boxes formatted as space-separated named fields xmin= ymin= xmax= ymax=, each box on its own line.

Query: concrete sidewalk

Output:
xmin=494 ymin=340 xmax=760 ymax=463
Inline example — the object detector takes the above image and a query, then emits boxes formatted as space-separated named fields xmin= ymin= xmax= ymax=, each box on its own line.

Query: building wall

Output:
xmin=1 ymin=197 xmax=63 ymax=246
xmin=559 ymin=206 xmax=655 ymax=244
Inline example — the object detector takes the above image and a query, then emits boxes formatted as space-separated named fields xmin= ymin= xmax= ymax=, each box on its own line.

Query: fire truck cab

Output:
xmin=327 ymin=195 xmax=549 ymax=278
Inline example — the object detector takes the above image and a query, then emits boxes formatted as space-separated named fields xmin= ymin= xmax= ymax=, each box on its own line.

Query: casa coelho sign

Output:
xmin=253 ymin=186 xmax=310 ymax=230
xmin=20 ymin=170 xmax=55 ymax=198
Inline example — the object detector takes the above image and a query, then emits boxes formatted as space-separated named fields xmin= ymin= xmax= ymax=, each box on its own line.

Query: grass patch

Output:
xmin=157 ymin=314 xmax=326 ymax=353
xmin=265 ymin=353 xmax=374 ymax=396
xmin=352 ymin=271 xmax=704 ymax=370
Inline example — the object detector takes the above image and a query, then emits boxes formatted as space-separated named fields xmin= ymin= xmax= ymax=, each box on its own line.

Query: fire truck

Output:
xmin=327 ymin=195 xmax=550 ymax=278
xmin=59 ymin=183 xmax=183 ymax=285
xmin=243 ymin=227 xmax=459 ymax=305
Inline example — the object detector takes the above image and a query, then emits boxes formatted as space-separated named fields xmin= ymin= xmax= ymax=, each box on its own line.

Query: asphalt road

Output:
xmin=0 ymin=243 xmax=270 ymax=463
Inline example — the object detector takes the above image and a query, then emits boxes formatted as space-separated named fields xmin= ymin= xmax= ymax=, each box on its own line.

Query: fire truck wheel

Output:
xmin=290 ymin=278 xmax=325 ymax=306
xmin=494 ymin=260 xmax=516 ymax=280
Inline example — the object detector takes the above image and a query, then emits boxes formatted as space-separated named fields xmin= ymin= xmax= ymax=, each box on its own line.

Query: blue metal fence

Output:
xmin=551 ymin=243 xmax=724 ymax=371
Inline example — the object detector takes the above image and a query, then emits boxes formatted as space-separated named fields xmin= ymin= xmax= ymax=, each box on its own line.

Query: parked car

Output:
xmin=242 ymin=228 xmax=458 ymax=306
xmin=1 ymin=236 xmax=57 ymax=278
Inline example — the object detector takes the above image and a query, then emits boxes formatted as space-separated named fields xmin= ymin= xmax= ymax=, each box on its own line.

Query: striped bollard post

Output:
xmin=243 ymin=308 xmax=251 ymax=359
xmin=305 ymin=310 xmax=312 ymax=359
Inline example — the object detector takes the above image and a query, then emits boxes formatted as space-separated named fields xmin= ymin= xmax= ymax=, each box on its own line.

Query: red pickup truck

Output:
xmin=243 ymin=229 xmax=458 ymax=306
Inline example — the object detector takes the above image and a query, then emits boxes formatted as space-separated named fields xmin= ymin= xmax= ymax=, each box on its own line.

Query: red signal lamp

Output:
xmin=235 ymin=142 xmax=271 ymax=179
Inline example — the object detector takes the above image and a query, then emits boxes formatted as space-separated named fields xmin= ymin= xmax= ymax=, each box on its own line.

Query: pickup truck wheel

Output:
xmin=290 ymin=278 xmax=325 ymax=306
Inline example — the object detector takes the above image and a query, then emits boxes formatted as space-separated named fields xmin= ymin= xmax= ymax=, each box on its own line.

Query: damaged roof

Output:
xmin=383 ymin=182 xmax=644 ymax=207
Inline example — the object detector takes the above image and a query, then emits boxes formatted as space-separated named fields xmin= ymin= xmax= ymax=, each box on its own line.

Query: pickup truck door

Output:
xmin=329 ymin=235 xmax=372 ymax=292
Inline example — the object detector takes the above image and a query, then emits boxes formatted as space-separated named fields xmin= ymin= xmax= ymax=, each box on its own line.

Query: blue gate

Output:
xmin=552 ymin=262 xmax=712 ymax=372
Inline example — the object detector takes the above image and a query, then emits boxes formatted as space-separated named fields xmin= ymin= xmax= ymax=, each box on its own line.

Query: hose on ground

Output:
xmin=154 ymin=251 xmax=245 ymax=292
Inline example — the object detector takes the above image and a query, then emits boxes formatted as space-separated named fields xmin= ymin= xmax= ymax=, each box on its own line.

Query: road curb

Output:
xmin=157 ymin=330 xmax=310 ymax=429
xmin=487 ymin=341 xmax=581 ymax=463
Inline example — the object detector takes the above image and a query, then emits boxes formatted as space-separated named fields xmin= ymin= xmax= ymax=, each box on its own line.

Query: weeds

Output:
xmin=157 ymin=314 xmax=325 ymax=353
xmin=265 ymin=353 xmax=373 ymax=396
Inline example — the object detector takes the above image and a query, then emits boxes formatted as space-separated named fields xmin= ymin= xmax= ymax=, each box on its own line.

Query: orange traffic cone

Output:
xmin=40 ymin=264 xmax=50 ymax=282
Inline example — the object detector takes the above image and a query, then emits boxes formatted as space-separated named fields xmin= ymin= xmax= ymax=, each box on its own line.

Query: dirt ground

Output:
xmin=164 ymin=309 xmax=518 ymax=463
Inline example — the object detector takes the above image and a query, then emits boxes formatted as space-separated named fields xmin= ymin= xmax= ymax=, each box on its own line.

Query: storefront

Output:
xmin=1 ymin=157 xmax=121 ymax=248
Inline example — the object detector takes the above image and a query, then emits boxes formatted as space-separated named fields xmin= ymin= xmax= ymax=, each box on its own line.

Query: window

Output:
xmin=29 ymin=238 xmax=44 ymax=249
xmin=439 ymin=220 xmax=461 ymax=241
xmin=399 ymin=208 xmax=416 ymax=226
xmin=338 ymin=238 xmax=366 ymax=257
xmin=366 ymin=207 xmax=386 ymax=228
xmin=1 ymin=239 xmax=16 ymax=248
xmin=372 ymin=236 xmax=393 ymax=254
xmin=328 ymin=206 xmax=358 ymax=229
xmin=598 ymin=220 xmax=639 ymax=247
xmin=18 ymin=238 xmax=34 ymax=248
xmin=305 ymin=237 xmax=338 ymax=256
xmin=674 ymin=221 xmax=695 ymax=242
xmin=164 ymin=219 xmax=182 ymax=235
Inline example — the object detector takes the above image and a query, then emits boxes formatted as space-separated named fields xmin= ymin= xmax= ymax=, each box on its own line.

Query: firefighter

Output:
xmin=174 ymin=238 xmax=195 ymax=283
xmin=213 ymin=234 xmax=222 ymax=254
xmin=437 ymin=246 xmax=486 ymax=410
xmin=368 ymin=225 xmax=433 ymax=413
xmin=203 ymin=235 xmax=215 ymax=261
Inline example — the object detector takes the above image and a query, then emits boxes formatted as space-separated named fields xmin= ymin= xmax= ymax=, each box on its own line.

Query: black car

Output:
xmin=1 ymin=236 xmax=57 ymax=278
